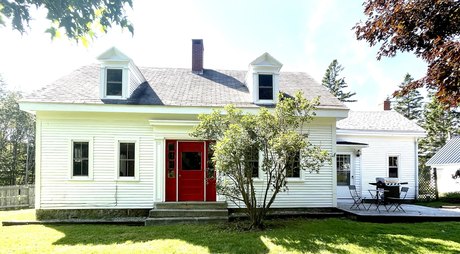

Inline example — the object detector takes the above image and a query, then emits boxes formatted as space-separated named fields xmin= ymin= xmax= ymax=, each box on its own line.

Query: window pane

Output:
xmin=81 ymin=143 xmax=88 ymax=158
xmin=82 ymin=160 xmax=88 ymax=176
xmin=389 ymin=168 xmax=398 ymax=178
xmin=337 ymin=171 xmax=350 ymax=186
xmin=120 ymin=160 xmax=127 ymax=176
xmin=127 ymin=143 xmax=135 ymax=159
xmin=73 ymin=161 xmax=82 ymax=176
xmin=127 ymin=161 xmax=135 ymax=177
xmin=181 ymin=152 xmax=202 ymax=170
xmin=259 ymin=88 xmax=273 ymax=100
xmin=120 ymin=143 xmax=128 ymax=158
xmin=259 ymin=75 xmax=273 ymax=87
xmin=107 ymin=83 xmax=122 ymax=96
xmin=74 ymin=143 xmax=82 ymax=160
xmin=107 ymin=69 xmax=122 ymax=82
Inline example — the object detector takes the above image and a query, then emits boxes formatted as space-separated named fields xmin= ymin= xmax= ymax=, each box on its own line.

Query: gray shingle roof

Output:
xmin=336 ymin=111 xmax=425 ymax=133
xmin=427 ymin=136 xmax=460 ymax=166
xmin=23 ymin=65 xmax=346 ymax=108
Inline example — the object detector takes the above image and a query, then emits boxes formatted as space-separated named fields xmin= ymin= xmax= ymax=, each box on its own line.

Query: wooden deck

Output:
xmin=337 ymin=200 xmax=460 ymax=222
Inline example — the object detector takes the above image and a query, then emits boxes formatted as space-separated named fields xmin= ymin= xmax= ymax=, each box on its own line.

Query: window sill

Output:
xmin=286 ymin=178 xmax=304 ymax=183
xmin=103 ymin=95 xmax=126 ymax=100
xmin=116 ymin=178 xmax=140 ymax=182
xmin=68 ymin=177 xmax=93 ymax=182
xmin=255 ymin=100 xmax=275 ymax=105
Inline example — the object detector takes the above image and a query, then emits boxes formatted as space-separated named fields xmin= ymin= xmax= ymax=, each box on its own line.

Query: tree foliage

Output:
xmin=394 ymin=73 xmax=424 ymax=121
xmin=354 ymin=0 xmax=460 ymax=107
xmin=191 ymin=92 xmax=330 ymax=229
xmin=0 ymin=0 xmax=133 ymax=42
xmin=419 ymin=91 xmax=459 ymax=162
xmin=322 ymin=60 xmax=357 ymax=103
xmin=0 ymin=78 xmax=35 ymax=186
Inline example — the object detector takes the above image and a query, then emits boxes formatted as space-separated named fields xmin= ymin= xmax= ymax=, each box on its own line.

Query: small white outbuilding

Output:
xmin=426 ymin=136 xmax=460 ymax=196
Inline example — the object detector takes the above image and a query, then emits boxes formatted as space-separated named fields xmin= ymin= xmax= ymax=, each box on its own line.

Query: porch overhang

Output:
xmin=336 ymin=141 xmax=369 ymax=149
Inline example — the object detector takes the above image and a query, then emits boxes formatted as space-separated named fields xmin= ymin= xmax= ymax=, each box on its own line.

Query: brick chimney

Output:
xmin=383 ymin=97 xmax=391 ymax=110
xmin=192 ymin=39 xmax=204 ymax=74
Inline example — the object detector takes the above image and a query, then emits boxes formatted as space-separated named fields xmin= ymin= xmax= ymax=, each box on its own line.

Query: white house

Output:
xmin=19 ymin=40 xmax=424 ymax=217
xmin=426 ymin=136 xmax=460 ymax=196
xmin=336 ymin=111 xmax=425 ymax=200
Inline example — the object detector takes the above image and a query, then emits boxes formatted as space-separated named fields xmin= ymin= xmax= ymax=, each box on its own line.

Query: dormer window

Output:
xmin=97 ymin=47 xmax=146 ymax=100
xmin=106 ymin=69 xmax=123 ymax=96
xmin=258 ymin=74 xmax=273 ymax=100
xmin=246 ymin=52 xmax=283 ymax=105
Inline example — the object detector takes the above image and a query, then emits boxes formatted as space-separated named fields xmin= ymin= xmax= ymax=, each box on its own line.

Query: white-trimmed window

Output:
xmin=246 ymin=146 xmax=260 ymax=178
xmin=388 ymin=156 xmax=399 ymax=178
xmin=105 ymin=68 xmax=123 ymax=97
xmin=116 ymin=140 xmax=139 ymax=180
xmin=70 ymin=139 xmax=93 ymax=180
xmin=286 ymin=151 xmax=301 ymax=178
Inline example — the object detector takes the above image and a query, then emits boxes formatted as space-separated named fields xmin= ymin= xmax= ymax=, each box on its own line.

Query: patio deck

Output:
xmin=337 ymin=199 xmax=460 ymax=223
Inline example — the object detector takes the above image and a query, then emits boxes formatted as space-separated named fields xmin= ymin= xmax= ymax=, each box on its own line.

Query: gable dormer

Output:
xmin=246 ymin=53 xmax=283 ymax=105
xmin=97 ymin=47 xmax=146 ymax=100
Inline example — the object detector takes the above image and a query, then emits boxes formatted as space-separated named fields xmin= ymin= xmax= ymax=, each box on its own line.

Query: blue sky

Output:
xmin=0 ymin=0 xmax=427 ymax=110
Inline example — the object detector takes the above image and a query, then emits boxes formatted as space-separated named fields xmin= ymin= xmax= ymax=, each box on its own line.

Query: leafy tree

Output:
xmin=322 ymin=60 xmax=357 ymax=103
xmin=191 ymin=92 xmax=330 ymax=229
xmin=394 ymin=73 xmax=423 ymax=122
xmin=354 ymin=0 xmax=460 ymax=107
xmin=0 ymin=0 xmax=133 ymax=42
xmin=0 ymin=79 xmax=35 ymax=186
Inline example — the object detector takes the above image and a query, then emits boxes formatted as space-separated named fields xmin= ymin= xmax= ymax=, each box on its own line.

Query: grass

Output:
xmin=415 ymin=201 xmax=460 ymax=208
xmin=1 ymin=209 xmax=460 ymax=253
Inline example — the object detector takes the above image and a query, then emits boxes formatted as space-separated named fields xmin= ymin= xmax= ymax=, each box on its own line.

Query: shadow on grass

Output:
xmin=46 ymin=218 xmax=460 ymax=253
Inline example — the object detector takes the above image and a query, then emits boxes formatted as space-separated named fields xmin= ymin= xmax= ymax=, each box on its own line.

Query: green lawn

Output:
xmin=1 ymin=209 xmax=460 ymax=253
xmin=415 ymin=201 xmax=460 ymax=208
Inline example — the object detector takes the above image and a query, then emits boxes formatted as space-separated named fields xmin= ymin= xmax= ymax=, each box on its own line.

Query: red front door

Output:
xmin=178 ymin=142 xmax=205 ymax=201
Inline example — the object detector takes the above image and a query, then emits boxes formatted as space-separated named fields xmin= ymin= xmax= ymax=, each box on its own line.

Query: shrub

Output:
xmin=440 ymin=192 xmax=460 ymax=203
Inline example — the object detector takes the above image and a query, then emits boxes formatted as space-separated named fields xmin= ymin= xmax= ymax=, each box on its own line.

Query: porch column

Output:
xmin=154 ymin=137 xmax=165 ymax=202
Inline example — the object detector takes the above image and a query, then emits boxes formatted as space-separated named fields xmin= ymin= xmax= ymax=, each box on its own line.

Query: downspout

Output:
xmin=414 ymin=138 xmax=419 ymax=199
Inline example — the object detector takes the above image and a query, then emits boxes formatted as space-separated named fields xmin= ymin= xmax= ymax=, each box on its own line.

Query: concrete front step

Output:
xmin=154 ymin=201 xmax=228 ymax=210
xmin=149 ymin=209 xmax=228 ymax=218
xmin=145 ymin=216 xmax=228 ymax=226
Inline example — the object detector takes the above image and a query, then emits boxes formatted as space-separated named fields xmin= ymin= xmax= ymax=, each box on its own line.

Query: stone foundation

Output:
xmin=36 ymin=209 xmax=150 ymax=220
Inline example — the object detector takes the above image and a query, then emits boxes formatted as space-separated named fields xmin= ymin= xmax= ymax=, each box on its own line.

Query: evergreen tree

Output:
xmin=322 ymin=60 xmax=357 ymax=102
xmin=419 ymin=91 xmax=457 ymax=160
xmin=393 ymin=73 xmax=423 ymax=122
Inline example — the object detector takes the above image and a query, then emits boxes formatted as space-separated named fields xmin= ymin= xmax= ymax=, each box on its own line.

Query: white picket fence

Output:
xmin=0 ymin=185 xmax=34 ymax=210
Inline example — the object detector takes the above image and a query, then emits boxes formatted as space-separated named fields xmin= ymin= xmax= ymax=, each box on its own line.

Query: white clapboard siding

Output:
xmin=39 ymin=113 xmax=155 ymax=209
xmin=338 ymin=134 xmax=418 ymax=199
xmin=227 ymin=121 xmax=335 ymax=208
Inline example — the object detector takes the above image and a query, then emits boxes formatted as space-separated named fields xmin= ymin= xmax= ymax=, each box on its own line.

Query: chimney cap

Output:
xmin=192 ymin=39 xmax=203 ymax=44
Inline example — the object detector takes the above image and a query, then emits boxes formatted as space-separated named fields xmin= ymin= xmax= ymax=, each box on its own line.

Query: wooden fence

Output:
xmin=0 ymin=185 xmax=34 ymax=210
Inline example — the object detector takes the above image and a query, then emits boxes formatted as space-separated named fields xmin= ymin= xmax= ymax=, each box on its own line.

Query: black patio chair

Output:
xmin=368 ymin=188 xmax=390 ymax=212
xmin=387 ymin=187 xmax=409 ymax=213
xmin=349 ymin=185 xmax=366 ymax=210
